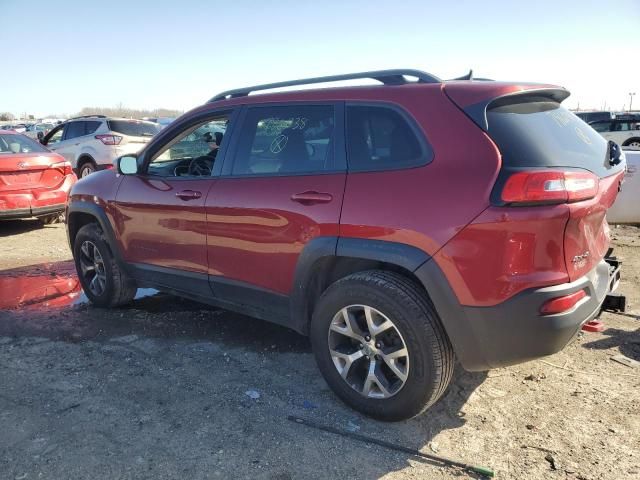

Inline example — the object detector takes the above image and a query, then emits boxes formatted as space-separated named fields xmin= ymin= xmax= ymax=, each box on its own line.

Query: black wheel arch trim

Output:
xmin=290 ymin=237 xmax=431 ymax=334
xmin=66 ymin=201 xmax=124 ymax=265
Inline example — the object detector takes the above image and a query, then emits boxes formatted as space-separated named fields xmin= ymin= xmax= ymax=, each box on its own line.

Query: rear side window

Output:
xmin=107 ymin=120 xmax=160 ymax=137
xmin=486 ymin=99 xmax=614 ymax=177
xmin=346 ymin=105 xmax=426 ymax=172
xmin=231 ymin=105 xmax=335 ymax=176
xmin=85 ymin=121 xmax=101 ymax=134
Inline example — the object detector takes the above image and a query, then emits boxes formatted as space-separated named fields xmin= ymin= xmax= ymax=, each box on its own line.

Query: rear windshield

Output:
xmin=0 ymin=134 xmax=48 ymax=154
xmin=487 ymin=99 xmax=619 ymax=178
xmin=107 ymin=120 xmax=160 ymax=137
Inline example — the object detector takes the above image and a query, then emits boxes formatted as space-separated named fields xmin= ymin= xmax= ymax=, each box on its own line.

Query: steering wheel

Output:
xmin=188 ymin=156 xmax=212 ymax=176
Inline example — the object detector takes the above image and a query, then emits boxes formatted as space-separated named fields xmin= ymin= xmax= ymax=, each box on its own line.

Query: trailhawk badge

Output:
xmin=572 ymin=251 xmax=590 ymax=268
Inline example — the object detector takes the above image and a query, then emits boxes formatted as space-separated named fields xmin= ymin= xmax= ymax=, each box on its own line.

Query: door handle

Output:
xmin=175 ymin=190 xmax=202 ymax=200
xmin=290 ymin=191 xmax=333 ymax=205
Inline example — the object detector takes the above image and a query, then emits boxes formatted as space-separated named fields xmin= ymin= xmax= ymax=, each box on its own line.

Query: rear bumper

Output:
xmin=0 ymin=203 xmax=66 ymax=219
xmin=0 ymin=176 xmax=74 ymax=220
xmin=416 ymin=258 xmax=616 ymax=371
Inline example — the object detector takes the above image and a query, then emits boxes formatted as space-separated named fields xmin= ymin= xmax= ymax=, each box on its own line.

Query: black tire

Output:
xmin=623 ymin=137 xmax=640 ymax=149
xmin=73 ymin=223 xmax=137 ymax=307
xmin=310 ymin=270 xmax=454 ymax=421
xmin=78 ymin=159 xmax=97 ymax=178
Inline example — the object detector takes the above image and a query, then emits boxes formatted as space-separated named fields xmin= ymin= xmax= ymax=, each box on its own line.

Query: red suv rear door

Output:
xmin=205 ymin=103 xmax=346 ymax=298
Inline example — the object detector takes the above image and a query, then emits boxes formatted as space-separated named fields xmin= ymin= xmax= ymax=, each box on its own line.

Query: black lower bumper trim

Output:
xmin=0 ymin=204 xmax=65 ymax=220
xmin=416 ymin=258 xmax=615 ymax=371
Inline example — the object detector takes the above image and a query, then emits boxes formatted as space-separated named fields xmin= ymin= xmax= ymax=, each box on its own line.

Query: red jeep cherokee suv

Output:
xmin=66 ymin=70 xmax=626 ymax=420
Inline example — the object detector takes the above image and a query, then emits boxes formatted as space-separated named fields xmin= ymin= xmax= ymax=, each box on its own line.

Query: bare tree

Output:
xmin=76 ymin=106 xmax=183 ymax=119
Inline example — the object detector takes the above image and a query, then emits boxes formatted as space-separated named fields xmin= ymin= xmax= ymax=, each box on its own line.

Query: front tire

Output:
xmin=310 ymin=271 xmax=454 ymax=421
xmin=73 ymin=223 xmax=137 ymax=307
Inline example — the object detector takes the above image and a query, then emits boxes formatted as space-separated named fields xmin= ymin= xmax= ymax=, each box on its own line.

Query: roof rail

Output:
xmin=67 ymin=115 xmax=107 ymax=120
xmin=209 ymin=69 xmax=441 ymax=102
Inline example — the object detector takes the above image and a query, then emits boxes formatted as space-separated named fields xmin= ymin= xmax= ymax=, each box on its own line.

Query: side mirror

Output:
xmin=117 ymin=155 xmax=138 ymax=175
xmin=37 ymin=131 xmax=44 ymax=141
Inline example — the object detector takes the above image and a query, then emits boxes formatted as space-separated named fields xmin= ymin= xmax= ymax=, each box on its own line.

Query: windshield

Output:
xmin=107 ymin=120 xmax=161 ymax=137
xmin=0 ymin=134 xmax=48 ymax=154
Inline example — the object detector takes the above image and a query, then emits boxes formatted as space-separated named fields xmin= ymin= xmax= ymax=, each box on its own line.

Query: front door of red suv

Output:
xmin=206 ymin=103 xmax=346 ymax=298
xmin=114 ymin=113 xmax=235 ymax=297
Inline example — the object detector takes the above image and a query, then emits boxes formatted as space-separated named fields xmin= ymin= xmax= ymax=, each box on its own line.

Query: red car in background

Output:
xmin=0 ymin=130 xmax=76 ymax=224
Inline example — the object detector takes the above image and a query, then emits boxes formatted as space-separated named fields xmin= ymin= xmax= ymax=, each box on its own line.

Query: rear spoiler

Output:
xmin=445 ymin=86 xmax=570 ymax=131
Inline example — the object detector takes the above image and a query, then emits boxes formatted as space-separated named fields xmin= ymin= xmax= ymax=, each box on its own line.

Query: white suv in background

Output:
xmin=590 ymin=115 xmax=640 ymax=149
xmin=41 ymin=116 xmax=161 ymax=177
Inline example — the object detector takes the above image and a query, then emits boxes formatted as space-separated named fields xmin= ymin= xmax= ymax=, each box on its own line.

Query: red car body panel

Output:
xmin=339 ymin=86 xmax=501 ymax=257
xmin=205 ymin=174 xmax=345 ymax=294
xmin=0 ymin=144 xmax=76 ymax=215
xmin=564 ymin=170 xmax=624 ymax=282
xmin=115 ymin=175 xmax=213 ymax=274
xmin=0 ymin=262 xmax=81 ymax=310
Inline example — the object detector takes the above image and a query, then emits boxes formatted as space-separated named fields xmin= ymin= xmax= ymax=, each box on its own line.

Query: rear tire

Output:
xmin=623 ymin=137 xmax=640 ymax=148
xmin=78 ymin=160 xmax=97 ymax=178
xmin=73 ymin=223 xmax=137 ymax=307
xmin=310 ymin=270 xmax=454 ymax=421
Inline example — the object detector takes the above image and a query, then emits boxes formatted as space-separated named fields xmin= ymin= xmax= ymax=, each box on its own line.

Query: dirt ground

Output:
xmin=0 ymin=220 xmax=638 ymax=480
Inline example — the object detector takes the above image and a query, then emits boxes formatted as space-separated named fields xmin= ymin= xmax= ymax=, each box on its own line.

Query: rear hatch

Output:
xmin=107 ymin=119 xmax=160 ymax=155
xmin=446 ymin=83 xmax=626 ymax=281
xmin=0 ymin=154 xmax=68 ymax=192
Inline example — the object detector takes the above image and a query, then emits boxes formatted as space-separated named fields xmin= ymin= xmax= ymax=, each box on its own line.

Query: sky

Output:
xmin=2 ymin=0 xmax=639 ymax=117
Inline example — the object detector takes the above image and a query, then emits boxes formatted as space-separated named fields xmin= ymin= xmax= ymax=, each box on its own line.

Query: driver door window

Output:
xmin=148 ymin=116 xmax=230 ymax=177
xmin=46 ymin=126 xmax=66 ymax=145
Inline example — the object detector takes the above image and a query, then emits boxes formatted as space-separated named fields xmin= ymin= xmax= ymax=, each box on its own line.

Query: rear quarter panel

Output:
xmin=339 ymin=85 xmax=502 ymax=256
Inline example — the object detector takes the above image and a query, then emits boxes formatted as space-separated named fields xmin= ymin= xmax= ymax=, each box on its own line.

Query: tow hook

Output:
xmin=602 ymin=251 xmax=626 ymax=313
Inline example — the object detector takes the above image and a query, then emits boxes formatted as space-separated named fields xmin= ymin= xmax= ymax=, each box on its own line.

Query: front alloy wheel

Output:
xmin=78 ymin=240 xmax=107 ymax=297
xmin=328 ymin=304 xmax=409 ymax=399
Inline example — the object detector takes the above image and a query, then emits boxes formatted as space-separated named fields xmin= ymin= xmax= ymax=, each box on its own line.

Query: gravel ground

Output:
xmin=0 ymin=220 xmax=638 ymax=480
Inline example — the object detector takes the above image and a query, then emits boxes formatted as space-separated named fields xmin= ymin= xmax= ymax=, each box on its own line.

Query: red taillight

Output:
xmin=50 ymin=161 xmax=73 ymax=176
xmin=95 ymin=134 xmax=122 ymax=145
xmin=540 ymin=290 xmax=587 ymax=315
xmin=501 ymin=170 xmax=599 ymax=205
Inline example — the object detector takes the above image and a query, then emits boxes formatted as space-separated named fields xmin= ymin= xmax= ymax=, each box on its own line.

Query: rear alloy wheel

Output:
xmin=79 ymin=160 xmax=97 ymax=178
xmin=328 ymin=305 xmax=409 ymax=398
xmin=625 ymin=139 xmax=640 ymax=148
xmin=311 ymin=271 xmax=454 ymax=421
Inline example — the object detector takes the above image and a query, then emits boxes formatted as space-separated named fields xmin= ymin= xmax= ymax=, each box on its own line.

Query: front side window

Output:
xmin=231 ymin=105 xmax=335 ymax=176
xmin=148 ymin=116 xmax=229 ymax=177
xmin=346 ymin=105 xmax=425 ymax=172
xmin=0 ymin=134 xmax=48 ymax=154
xmin=64 ymin=121 xmax=87 ymax=140
xmin=46 ymin=126 xmax=65 ymax=144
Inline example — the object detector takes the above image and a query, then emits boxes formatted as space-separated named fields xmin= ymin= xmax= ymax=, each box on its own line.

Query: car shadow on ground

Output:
xmin=0 ymin=260 xmax=490 ymax=478
xmin=582 ymin=322 xmax=640 ymax=361
xmin=0 ymin=218 xmax=59 ymax=237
